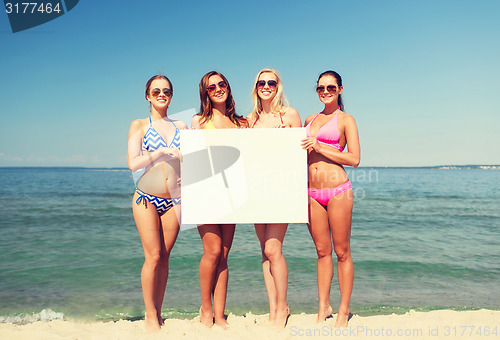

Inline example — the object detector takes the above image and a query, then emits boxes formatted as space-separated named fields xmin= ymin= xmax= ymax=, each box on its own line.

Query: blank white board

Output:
xmin=180 ymin=128 xmax=308 ymax=224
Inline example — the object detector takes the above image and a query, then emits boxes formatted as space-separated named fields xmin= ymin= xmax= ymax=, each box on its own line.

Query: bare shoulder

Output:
xmin=246 ymin=113 xmax=256 ymax=126
xmin=339 ymin=111 xmax=357 ymax=125
xmin=173 ymin=120 xmax=188 ymax=130
xmin=191 ymin=114 xmax=201 ymax=128
xmin=304 ymin=114 xmax=316 ymax=126
xmin=129 ymin=118 xmax=148 ymax=135
xmin=283 ymin=106 xmax=300 ymax=118
xmin=283 ymin=106 xmax=302 ymax=127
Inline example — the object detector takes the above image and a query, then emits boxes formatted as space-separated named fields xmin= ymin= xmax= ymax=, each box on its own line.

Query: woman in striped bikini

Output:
xmin=301 ymin=70 xmax=360 ymax=328
xmin=128 ymin=75 xmax=187 ymax=333
xmin=246 ymin=68 xmax=301 ymax=328
xmin=191 ymin=71 xmax=247 ymax=329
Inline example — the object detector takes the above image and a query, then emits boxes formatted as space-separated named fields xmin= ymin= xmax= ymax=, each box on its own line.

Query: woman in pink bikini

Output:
xmin=301 ymin=70 xmax=360 ymax=327
xmin=247 ymin=68 xmax=302 ymax=328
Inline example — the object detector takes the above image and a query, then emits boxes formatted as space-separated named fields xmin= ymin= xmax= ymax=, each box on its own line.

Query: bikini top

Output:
xmin=204 ymin=118 xmax=238 ymax=129
xmin=142 ymin=117 xmax=180 ymax=150
xmin=133 ymin=117 xmax=180 ymax=187
xmin=250 ymin=112 xmax=284 ymax=128
xmin=305 ymin=110 xmax=343 ymax=152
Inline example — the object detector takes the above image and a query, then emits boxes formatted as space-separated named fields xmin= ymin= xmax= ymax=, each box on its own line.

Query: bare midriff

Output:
xmin=137 ymin=160 xmax=181 ymax=198
xmin=308 ymin=150 xmax=349 ymax=190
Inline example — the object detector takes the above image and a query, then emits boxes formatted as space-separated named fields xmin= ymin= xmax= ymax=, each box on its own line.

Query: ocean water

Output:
xmin=0 ymin=167 xmax=499 ymax=323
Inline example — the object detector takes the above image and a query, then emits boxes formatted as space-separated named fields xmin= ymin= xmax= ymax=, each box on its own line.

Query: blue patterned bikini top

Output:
xmin=133 ymin=117 xmax=181 ymax=187
xmin=142 ymin=116 xmax=180 ymax=150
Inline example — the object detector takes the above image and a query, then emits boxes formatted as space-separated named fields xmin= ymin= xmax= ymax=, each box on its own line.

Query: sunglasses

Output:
xmin=316 ymin=85 xmax=338 ymax=93
xmin=151 ymin=88 xmax=173 ymax=97
xmin=256 ymin=80 xmax=278 ymax=89
xmin=207 ymin=81 xmax=228 ymax=93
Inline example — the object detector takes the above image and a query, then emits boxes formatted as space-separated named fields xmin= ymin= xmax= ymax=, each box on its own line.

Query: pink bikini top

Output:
xmin=305 ymin=109 xmax=343 ymax=152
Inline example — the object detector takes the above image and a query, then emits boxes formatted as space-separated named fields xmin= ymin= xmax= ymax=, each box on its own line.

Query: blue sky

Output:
xmin=1 ymin=0 xmax=499 ymax=167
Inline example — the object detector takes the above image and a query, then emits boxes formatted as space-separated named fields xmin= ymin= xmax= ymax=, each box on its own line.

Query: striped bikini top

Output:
xmin=142 ymin=117 xmax=180 ymax=151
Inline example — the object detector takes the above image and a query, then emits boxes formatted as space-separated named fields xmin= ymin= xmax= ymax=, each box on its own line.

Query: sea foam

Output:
xmin=0 ymin=309 xmax=64 ymax=324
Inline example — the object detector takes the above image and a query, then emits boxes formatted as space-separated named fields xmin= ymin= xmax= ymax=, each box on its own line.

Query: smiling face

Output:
xmin=256 ymin=72 xmax=278 ymax=102
xmin=317 ymin=75 xmax=343 ymax=106
xmin=146 ymin=78 xmax=172 ymax=110
xmin=207 ymin=74 xmax=228 ymax=105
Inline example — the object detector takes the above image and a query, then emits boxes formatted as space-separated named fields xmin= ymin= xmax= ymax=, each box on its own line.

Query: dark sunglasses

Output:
xmin=316 ymin=85 xmax=338 ymax=93
xmin=151 ymin=88 xmax=173 ymax=97
xmin=256 ymin=80 xmax=278 ymax=89
xmin=207 ymin=81 xmax=228 ymax=93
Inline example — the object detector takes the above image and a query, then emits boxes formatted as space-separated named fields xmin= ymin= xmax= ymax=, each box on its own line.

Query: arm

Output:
xmin=127 ymin=120 xmax=180 ymax=172
xmin=301 ymin=114 xmax=360 ymax=168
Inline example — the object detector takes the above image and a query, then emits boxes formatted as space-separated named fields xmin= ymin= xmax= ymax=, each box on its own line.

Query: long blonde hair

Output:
xmin=250 ymin=69 xmax=289 ymax=123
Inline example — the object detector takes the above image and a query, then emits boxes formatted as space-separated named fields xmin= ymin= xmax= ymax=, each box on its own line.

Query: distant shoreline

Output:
xmin=1 ymin=165 xmax=499 ymax=170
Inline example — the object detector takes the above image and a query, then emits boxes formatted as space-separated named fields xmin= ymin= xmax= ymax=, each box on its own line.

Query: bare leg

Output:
xmin=198 ymin=224 xmax=222 ymax=328
xmin=328 ymin=190 xmax=354 ymax=328
xmin=154 ymin=204 xmax=180 ymax=326
xmin=308 ymin=198 xmax=334 ymax=323
xmin=133 ymin=193 xmax=162 ymax=333
xmin=213 ymin=224 xmax=235 ymax=329
xmin=263 ymin=224 xmax=289 ymax=328
xmin=255 ymin=224 xmax=277 ymax=322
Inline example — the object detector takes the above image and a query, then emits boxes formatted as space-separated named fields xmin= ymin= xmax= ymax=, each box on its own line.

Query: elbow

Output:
xmin=351 ymin=156 xmax=360 ymax=168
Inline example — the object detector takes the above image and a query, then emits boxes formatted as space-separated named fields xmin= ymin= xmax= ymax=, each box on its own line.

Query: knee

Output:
xmin=144 ymin=251 xmax=161 ymax=269
xmin=316 ymin=244 xmax=332 ymax=259
xmin=203 ymin=245 xmax=221 ymax=264
xmin=264 ymin=243 xmax=282 ymax=263
xmin=334 ymin=246 xmax=351 ymax=263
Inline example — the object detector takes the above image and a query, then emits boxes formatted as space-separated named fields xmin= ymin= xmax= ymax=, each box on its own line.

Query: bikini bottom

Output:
xmin=308 ymin=181 xmax=352 ymax=206
xmin=135 ymin=188 xmax=181 ymax=216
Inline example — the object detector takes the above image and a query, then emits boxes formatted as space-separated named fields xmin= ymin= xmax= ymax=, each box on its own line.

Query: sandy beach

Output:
xmin=1 ymin=310 xmax=498 ymax=340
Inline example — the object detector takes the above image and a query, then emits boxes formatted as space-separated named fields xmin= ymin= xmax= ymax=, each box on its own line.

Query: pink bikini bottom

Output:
xmin=308 ymin=181 xmax=352 ymax=206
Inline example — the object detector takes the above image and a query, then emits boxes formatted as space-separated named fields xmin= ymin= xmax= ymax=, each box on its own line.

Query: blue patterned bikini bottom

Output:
xmin=135 ymin=188 xmax=181 ymax=216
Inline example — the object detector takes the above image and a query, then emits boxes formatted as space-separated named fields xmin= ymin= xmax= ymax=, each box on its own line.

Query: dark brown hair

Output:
xmin=317 ymin=70 xmax=344 ymax=111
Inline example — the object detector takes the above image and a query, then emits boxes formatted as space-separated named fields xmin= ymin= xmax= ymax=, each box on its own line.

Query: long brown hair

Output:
xmin=198 ymin=71 xmax=246 ymax=127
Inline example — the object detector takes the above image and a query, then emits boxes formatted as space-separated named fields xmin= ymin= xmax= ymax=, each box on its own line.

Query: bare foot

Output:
xmin=274 ymin=306 xmax=290 ymax=328
xmin=145 ymin=313 xmax=161 ymax=334
xmin=199 ymin=306 xmax=213 ymax=328
xmin=317 ymin=305 xmax=333 ymax=323
xmin=214 ymin=318 xmax=229 ymax=330
xmin=268 ymin=308 xmax=276 ymax=323
xmin=334 ymin=307 xmax=349 ymax=328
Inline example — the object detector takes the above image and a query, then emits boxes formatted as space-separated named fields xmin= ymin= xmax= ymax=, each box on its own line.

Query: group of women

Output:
xmin=127 ymin=69 xmax=360 ymax=333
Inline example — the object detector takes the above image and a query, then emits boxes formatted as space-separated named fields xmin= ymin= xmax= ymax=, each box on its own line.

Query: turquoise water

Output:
xmin=0 ymin=167 xmax=499 ymax=323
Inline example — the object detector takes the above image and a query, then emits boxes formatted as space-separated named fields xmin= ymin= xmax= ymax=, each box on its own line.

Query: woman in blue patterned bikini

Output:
xmin=128 ymin=75 xmax=187 ymax=333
